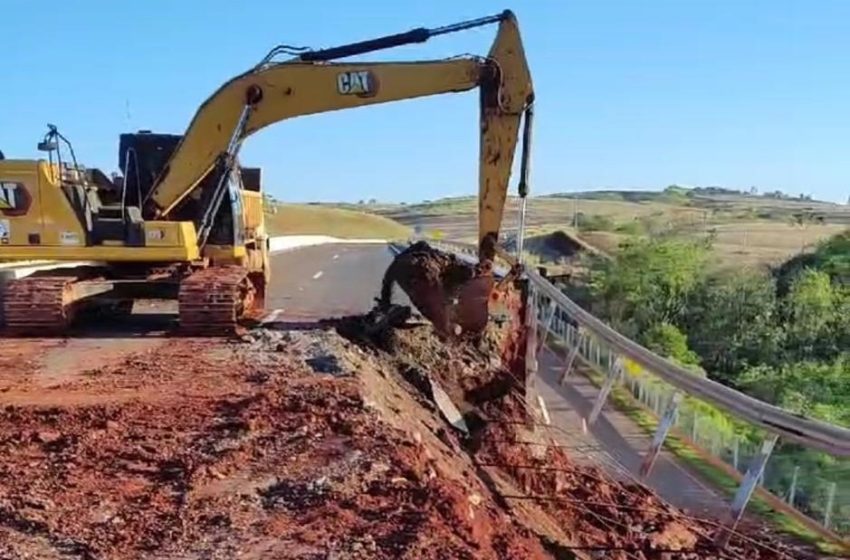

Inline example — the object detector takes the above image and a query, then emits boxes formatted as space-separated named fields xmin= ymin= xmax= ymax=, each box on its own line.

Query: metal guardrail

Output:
xmin=430 ymin=239 xmax=850 ymax=458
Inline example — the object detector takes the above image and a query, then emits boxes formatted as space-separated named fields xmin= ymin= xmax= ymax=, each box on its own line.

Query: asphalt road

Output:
xmin=264 ymin=243 xmax=399 ymax=324
xmin=267 ymin=242 xmax=729 ymax=521
xmin=535 ymin=350 xmax=729 ymax=519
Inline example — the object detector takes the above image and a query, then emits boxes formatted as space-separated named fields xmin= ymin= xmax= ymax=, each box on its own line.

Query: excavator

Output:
xmin=0 ymin=10 xmax=533 ymax=335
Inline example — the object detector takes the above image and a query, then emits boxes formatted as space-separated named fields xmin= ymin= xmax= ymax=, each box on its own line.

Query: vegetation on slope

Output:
xmin=581 ymin=230 xmax=849 ymax=425
xmin=568 ymin=230 xmax=850 ymax=533
xmin=265 ymin=203 xmax=411 ymax=240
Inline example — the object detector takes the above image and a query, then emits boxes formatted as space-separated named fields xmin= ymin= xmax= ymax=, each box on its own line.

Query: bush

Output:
xmin=614 ymin=220 xmax=644 ymax=235
xmin=641 ymin=322 xmax=702 ymax=369
xmin=575 ymin=212 xmax=616 ymax=232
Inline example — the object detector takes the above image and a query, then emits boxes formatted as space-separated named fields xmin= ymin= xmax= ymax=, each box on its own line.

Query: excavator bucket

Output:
xmin=378 ymin=240 xmax=533 ymax=405
xmin=380 ymin=241 xmax=496 ymax=338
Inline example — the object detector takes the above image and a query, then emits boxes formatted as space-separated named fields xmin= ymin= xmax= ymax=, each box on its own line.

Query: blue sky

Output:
xmin=3 ymin=0 xmax=848 ymax=203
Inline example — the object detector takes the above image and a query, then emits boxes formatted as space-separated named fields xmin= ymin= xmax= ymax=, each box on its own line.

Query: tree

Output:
xmin=589 ymin=238 xmax=709 ymax=337
xmin=739 ymin=356 xmax=850 ymax=427
xmin=774 ymin=231 xmax=850 ymax=295
xmin=684 ymin=269 xmax=783 ymax=382
xmin=641 ymin=322 xmax=702 ymax=370
xmin=783 ymin=268 xmax=841 ymax=361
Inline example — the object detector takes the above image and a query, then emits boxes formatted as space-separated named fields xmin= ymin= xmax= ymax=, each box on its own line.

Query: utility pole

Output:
xmin=572 ymin=196 xmax=578 ymax=228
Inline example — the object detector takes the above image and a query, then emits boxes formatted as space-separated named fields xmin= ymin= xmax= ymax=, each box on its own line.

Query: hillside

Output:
xmin=376 ymin=187 xmax=850 ymax=268
xmin=265 ymin=204 xmax=411 ymax=240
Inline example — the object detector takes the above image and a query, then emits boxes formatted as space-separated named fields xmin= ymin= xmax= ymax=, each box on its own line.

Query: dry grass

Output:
xmin=690 ymin=222 xmax=848 ymax=268
xmin=266 ymin=204 xmax=411 ymax=240
xmin=385 ymin=194 xmax=849 ymax=268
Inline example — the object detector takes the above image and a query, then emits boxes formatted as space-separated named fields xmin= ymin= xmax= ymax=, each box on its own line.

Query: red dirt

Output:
xmin=354 ymin=321 xmax=816 ymax=560
xmin=0 ymin=334 xmax=551 ymax=559
xmin=0 ymin=311 xmax=818 ymax=559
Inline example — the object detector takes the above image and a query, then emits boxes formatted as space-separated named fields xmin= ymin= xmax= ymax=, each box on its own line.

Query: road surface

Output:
xmin=535 ymin=350 xmax=729 ymax=519
xmin=264 ymin=243 xmax=400 ymax=324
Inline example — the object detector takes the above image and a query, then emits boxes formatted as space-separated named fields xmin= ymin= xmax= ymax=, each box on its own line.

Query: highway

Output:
xmin=267 ymin=242 xmax=727 ymax=520
xmin=265 ymin=243 xmax=399 ymax=323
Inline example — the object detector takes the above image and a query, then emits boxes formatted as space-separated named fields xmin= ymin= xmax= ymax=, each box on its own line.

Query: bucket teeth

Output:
xmin=178 ymin=266 xmax=255 ymax=335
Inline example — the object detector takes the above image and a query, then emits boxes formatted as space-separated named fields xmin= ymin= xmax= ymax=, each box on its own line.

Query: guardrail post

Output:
xmin=732 ymin=437 xmax=740 ymax=471
xmin=787 ymin=465 xmax=799 ymax=506
xmin=537 ymin=299 xmax=557 ymax=352
xmin=558 ymin=331 xmax=584 ymax=384
xmin=691 ymin=412 xmax=699 ymax=443
xmin=525 ymin=286 xmax=539 ymax=379
xmin=587 ymin=358 xmax=623 ymax=426
xmin=524 ymin=284 xmax=540 ymax=424
xmin=639 ymin=392 xmax=682 ymax=478
xmin=715 ymin=434 xmax=779 ymax=548
xmin=823 ymin=481 xmax=836 ymax=529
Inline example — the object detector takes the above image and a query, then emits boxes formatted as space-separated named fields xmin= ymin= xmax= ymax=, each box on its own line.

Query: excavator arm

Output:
xmin=147 ymin=10 xmax=533 ymax=260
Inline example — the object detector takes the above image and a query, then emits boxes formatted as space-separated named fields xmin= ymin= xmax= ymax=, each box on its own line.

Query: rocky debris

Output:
xmin=243 ymin=327 xmax=351 ymax=377
xmin=334 ymin=314 xmax=818 ymax=560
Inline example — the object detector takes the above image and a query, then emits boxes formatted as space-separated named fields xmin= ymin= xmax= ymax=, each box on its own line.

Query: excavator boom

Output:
xmin=147 ymin=10 xmax=533 ymax=260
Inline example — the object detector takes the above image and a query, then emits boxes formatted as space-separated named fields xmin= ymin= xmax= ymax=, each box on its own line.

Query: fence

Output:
xmin=542 ymin=306 xmax=849 ymax=536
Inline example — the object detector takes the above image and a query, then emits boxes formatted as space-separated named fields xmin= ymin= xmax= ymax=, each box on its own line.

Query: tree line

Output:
xmin=581 ymin=230 xmax=849 ymax=427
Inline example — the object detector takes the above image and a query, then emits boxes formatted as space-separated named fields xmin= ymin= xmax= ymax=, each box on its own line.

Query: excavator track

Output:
xmin=178 ymin=266 xmax=256 ymax=335
xmin=2 ymin=276 xmax=80 ymax=334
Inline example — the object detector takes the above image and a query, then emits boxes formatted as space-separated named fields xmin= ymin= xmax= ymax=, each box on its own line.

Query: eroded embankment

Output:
xmin=334 ymin=311 xmax=812 ymax=560
xmin=0 ymin=315 xmax=812 ymax=559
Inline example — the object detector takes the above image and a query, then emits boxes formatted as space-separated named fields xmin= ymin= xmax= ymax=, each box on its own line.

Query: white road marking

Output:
xmin=312 ymin=271 xmax=324 ymax=280
xmin=332 ymin=254 xmax=339 ymax=260
xmin=261 ymin=308 xmax=283 ymax=324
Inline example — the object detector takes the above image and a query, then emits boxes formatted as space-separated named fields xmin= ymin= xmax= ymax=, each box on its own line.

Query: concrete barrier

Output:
xmin=0 ymin=236 xmax=390 ymax=283
xmin=268 ymin=235 xmax=387 ymax=254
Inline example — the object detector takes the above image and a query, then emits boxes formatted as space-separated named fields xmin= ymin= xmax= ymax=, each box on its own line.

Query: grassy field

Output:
xmin=265 ymin=204 xmax=411 ymax=240
xmin=377 ymin=191 xmax=850 ymax=268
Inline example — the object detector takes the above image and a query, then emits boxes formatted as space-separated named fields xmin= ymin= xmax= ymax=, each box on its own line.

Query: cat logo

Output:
xmin=336 ymin=70 xmax=378 ymax=97
xmin=0 ymin=182 xmax=30 ymax=216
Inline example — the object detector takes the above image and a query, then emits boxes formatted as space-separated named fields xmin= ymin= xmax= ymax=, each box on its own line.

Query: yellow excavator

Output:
xmin=0 ymin=10 xmax=533 ymax=334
